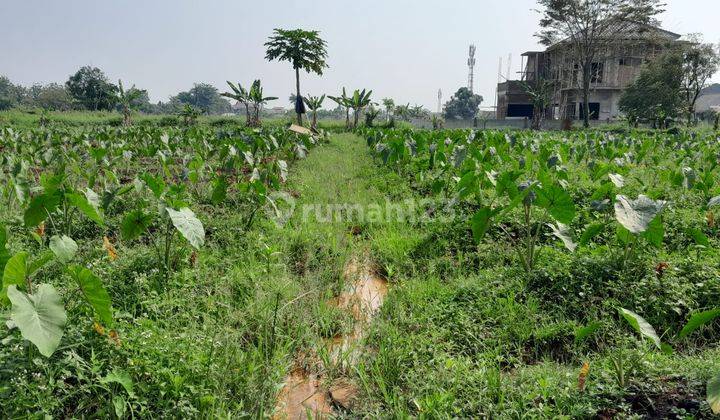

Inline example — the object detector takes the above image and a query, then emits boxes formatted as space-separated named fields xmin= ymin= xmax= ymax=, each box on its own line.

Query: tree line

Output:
xmin=0 ymin=66 xmax=232 ymax=115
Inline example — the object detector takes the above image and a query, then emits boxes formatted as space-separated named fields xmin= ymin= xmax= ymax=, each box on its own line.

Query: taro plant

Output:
xmin=120 ymin=175 xmax=205 ymax=288
xmin=613 ymin=194 xmax=667 ymax=265
xmin=1 ymin=224 xmax=113 ymax=357
xmin=469 ymin=161 xmax=576 ymax=273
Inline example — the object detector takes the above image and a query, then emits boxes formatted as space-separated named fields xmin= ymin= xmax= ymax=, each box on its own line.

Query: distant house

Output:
xmin=697 ymin=84 xmax=720 ymax=113
xmin=497 ymin=22 xmax=683 ymax=121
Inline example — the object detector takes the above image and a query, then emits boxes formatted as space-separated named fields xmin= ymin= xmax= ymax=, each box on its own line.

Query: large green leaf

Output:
xmin=24 ymin=192 xmax=62 ymax=227
xmin=8 ymin=284 xmax=67 ymax=357
xmin=678 ymin=308 xmax=720 ymax=339
xmin=614 ymin=195 xmax=666 ymax=234
xmin=67 ymin=265 xmax=112 ymax=326
xmin=641 ymin=216 xmax=664 ymax=248
xmin=471 ymin=207 xmax=493 ymax=242
xmin=2 ymin=252 xmax=28 ymax=301
xmin=100 ymin=369 xmax=135 ymax=397
xmin=0 ymin=224 xmax=10 ymax=275
xmin=66 ymin=192 xmax=104 ymax=226
xmin=708 ymin=374 xmax=720 ymax=414
xmin=686 ymin=228 xmax=710 ymax=247
xmin=49 ymin=235 xmax=78 ymax=264
xmin=535 ymin=183 xmax=575 ymax=224
xmin=166 ymin=208 xmax=205 ymax=249
xmin=579 ymin=222 xmax=605 ymax=246
xmin=548 ymin=223 xmax=577 ymax=252
xmin=618 ymin=308 xmax=661 ymax=350
xmin=120 ymin=210 xmax=154 ymax=241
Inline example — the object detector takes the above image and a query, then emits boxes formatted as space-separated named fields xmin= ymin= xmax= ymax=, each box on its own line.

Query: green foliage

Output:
xmin=65 ymin=66 xmax=118 ymax=111
xmin=443 ymin=87 xmax=483 ymax=120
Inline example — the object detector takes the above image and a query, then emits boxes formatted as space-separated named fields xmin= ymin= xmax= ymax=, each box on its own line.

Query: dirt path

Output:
xmin=274 ymin=257 xmax=388 ymax=419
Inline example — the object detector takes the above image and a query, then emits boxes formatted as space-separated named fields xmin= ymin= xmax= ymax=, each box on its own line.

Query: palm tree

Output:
xmin=265 ymin=28 xmax=328 ymax=126
xmin=348 ymin=89 xmax=373 ymax=128
xmin=221 ymin=81 xmax=251 ymax=125
xmin=247 ymin=80 xmax=278 ymax=127
xmin=303 ymin=94 xmax=325 ymax=130
xmin=117 ymin=80 xmax=144 ymax=126
xmin=328 ymin=88 xmax=351 ymax=128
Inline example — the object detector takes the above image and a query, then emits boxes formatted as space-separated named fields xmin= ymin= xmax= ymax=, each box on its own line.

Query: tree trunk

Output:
xmin=244 ymin=104 xmax=252 ymax=126
xmin=312 ymin=111 xmax=317 ymax=130
xmin=582 ymin=63 xmax=591 ymax=129
xmin=295 ymin=68 xmax=302 ymax=126
xmin=345 ymin=108 xmax=350 ymax=128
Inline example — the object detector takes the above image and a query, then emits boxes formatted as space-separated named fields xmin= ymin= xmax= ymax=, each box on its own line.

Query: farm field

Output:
xmin=2 ymin=122 xmax=720 ymax=418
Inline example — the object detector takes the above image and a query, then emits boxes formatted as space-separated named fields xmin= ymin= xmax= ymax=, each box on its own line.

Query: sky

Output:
xmin=1 ymin=0 xmax=719 ymax=111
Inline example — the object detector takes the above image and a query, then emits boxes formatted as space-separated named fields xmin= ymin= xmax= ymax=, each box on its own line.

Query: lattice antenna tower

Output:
xmin=437 ymin=89 xmax=442 ymax=114
xmin=468 ymin=45 xmax=476 ymax=92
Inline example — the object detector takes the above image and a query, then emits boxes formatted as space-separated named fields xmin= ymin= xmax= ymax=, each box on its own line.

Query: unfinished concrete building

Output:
xmin=496 ymin=23 xmax=682 ymax=121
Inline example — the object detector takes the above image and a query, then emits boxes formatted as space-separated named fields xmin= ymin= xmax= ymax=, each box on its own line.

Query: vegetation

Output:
xmin=443 ymin=87 xmax=483 ymax=120
xmin=536 ymin=0 xmax=665 ymax=128
xmin=265 ymin=28 xmax=329 ymax=126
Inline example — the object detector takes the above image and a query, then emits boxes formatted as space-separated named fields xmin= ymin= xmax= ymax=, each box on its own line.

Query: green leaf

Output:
xmin=618 ymin=308 xmax=661 ymax=350
xmin=66 ymin=192 xmax=104 ymax=226
xmin=27 ymin=251 xmax=53 ymax=276
xmin=2 ymin=252 xmax=28 ymax=301
xmin=0 ymin=224 xmax=10 ymax=276
xmin=686 ymin=228 xmax=710 ymax=247
xmin=579 ymin=222 xmax=605 ymax=246
xmin=120 ymin=210 xmax=153 ymax=242
xmin=548 ymin=222 xmax=576 ymax=252
xmin=471 ymin=207 xmax=493 ymax=242
xmin=535 ymin=183 xmax=575 ymax=224
xmin=24 ymin=192 xmax=62 ymax=227
xmin=708 ymin=374 xmax=720 ymax=414
xmin=609 ymin=173 xmax=625 ymax=188
xmin=67 ymin=265 xmax=112 ymax=326
xmin=211 ymin=176 xmax=228 ymax=205
xmin=49 ymin=235 xmax=78 ymax=264
xmin=166 ymin=208 xmax=205 ymax=249
xmin=614 ymin=195 xmax=666 ymax=234
xmin=8 ymin=284 xmax=66 ymax=357
xmin=141 ymin=174 xmax=165 ymax=198
xmin=678 ymin=308 xmax=720 ymax=339
xmin=575 ymin=321 xmax=601 ymax=342
xmin=100 ymin=368 xmax=135 ymax=397
xmin=641 ymin=216 xmax=664 ymax=248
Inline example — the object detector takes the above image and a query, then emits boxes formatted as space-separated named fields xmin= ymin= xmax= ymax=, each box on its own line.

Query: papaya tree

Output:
xmin=265 ymin=28 xmax=329 ymax=126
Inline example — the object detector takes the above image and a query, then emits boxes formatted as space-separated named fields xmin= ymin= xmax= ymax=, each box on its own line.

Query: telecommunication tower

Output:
xmin=437 ymin=89 xmax=442 ymax=114
xmin=468 ymin=45 xmax=476 ymax=92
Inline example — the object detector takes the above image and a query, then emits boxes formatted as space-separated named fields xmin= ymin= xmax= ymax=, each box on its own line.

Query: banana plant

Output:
xmin=116 ymin=80 xmax=144 ymax=126
xmin=221 ymin=81 xmax=252 ymax=126
xmin=328 ymin=88 xmax=351 ymax=129
xmin=348 ymin=89 xmax=373 ymax=128
xmin=247 ymin=80 xmax=278 ymax=127
xmin=302 ymin=94 xmax=325 ymax=130
xmin=177 ymin=104 xmax=202 ymax=126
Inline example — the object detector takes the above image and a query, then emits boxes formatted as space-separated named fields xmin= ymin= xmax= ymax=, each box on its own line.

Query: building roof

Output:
xmin=545 ymin=21 xmax=681 ymax=52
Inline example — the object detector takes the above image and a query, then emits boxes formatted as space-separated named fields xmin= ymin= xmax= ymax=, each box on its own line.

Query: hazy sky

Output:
xmin=1 ymin=0 xmax=719 ymax=110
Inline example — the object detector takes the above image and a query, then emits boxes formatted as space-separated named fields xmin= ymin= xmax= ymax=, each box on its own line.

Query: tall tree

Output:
xmin=680 ymin=36 xmax=720 ymax=125
xmin=536 ymin=0 xmax=665 ymax=128
xmin=443 ymin=87 xmax=483 ymax=120
xmin=65 ymin=66 xmax=118 ymax=111
xmin=174 ymin=83 xmax=230 ymax=115
xmin=265 ymin=28 xmax=329 ymax=126
xmin=382 ymin=98 xmax=395 ymax=123
xmin=0 ymin=76 xmax=25 ymax=110
xmin=619 ymin=50 xmax=684 ymax=128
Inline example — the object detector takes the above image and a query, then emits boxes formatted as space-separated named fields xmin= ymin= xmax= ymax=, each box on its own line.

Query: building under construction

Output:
xmin=496 ymin=23 xmax=682 ymax=121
